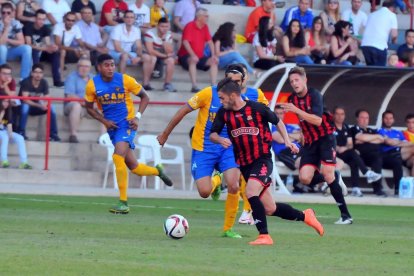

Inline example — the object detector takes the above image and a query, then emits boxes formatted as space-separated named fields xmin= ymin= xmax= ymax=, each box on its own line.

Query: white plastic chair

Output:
xmin=98 ymin=133 xmax=118 ymax=189
xmin=136 ymin=134 xmax=186 ymax=190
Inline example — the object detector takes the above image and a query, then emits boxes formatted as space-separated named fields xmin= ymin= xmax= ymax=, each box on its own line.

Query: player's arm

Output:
xmin=85 ymin=101 xmax=117 ymax=130
xmin=157 ymin=104 xmax=193 ymax=146
xmin=209 ymin=108 xmax=231 ymax=148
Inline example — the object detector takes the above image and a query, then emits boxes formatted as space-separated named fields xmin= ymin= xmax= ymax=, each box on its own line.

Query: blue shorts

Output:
xmin=191 ymin=147 xmax=239 ymax=180
xmin=107 ymin=121 xmax=136 ymax=149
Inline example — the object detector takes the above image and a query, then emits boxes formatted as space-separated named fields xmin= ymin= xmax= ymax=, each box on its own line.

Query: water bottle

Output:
xmin=286 ymin=173 xmax=294 ymax=191
xmin=399 ymin=177 xmax=414 ymax=199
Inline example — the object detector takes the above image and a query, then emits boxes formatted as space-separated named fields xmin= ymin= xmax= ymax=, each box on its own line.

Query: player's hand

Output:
xmin=280 ymin=103 xmax=299 ymax=114
xmin=219 ymin=137 xmax=232 ymax=149
xmin=157 ymin=133 xmax=168 ymax=146
xmin=103 ymin=120 xmax=118 ymax=130
xmin=128 ymin=118 xmax=139 ymax=130
xmin=286 ymin=142 xmax=299 ymax=154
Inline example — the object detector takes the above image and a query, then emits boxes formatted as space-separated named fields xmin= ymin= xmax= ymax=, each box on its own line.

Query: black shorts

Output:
xmin=178 ymin=55 xmax=210 ymax=71
xmin=240 ymin=157 xmax=273 ymax=188
xmin=300 ymin=134 xmax=337 ymax=169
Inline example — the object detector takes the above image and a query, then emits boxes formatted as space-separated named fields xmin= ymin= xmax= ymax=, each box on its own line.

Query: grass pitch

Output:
xmin=0 ymin=194 xmax=413 ymax=275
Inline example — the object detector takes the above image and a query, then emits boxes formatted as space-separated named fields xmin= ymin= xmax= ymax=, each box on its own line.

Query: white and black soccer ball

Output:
xmin=164 ymin=214 xmax=189 ymax=239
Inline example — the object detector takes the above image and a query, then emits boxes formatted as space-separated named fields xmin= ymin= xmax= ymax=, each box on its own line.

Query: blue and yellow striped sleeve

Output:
xmin=257 ymin=88 xmax=269 ymax=105
xmin=84 ymin=79 xmax=96 ymax=103
xmin=123 ymin=74 xmax=142 ymax=96
xmin=187 ymin=87 xmax=212 ymax=110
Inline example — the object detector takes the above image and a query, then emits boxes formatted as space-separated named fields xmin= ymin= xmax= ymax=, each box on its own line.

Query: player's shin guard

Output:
xmin=240 ymin=176 xmax=252 ymax=211
xmin=248 ymin=196 xmax=268 ymax=234
xmin=329 ymin=173 xmax=351 ymax=218
xmin=272 ymin=202 xmax=305 ymax=221
xmin=131 ymin=163 xmax=158 ymax=176
xmin=223 ymin=193 xmax=239 ymax=231
xmin=113 ymin=154 xmax=128 ymax=201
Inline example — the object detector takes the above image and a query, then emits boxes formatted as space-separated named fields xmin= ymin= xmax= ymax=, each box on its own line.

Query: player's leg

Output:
xmin=238 ymin=175 xmax=253 ymax=225
xmin=191 ymin=150 xmax=220 ymax=198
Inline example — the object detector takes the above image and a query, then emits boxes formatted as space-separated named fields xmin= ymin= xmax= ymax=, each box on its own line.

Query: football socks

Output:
xmin=131 ymin=163 xmax=158 ymax=176
xmin=248 ymin=196 xmax=268 ymax=235
xmin=223 ymin=193 xmax=239 ymax=232
xmin=273 ymin=202 xmax=305 ymax=221
xmin=240 ymin=176 xmax=252 ymax=212
xmin=113 ymin=154 xmax=128 ymax=201
xmin=329 ymin=172 xmax=352 ymax=218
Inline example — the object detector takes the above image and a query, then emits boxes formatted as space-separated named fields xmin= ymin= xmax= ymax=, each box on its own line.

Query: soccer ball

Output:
xmin=164 ymin=214 xmax=189 ymax=239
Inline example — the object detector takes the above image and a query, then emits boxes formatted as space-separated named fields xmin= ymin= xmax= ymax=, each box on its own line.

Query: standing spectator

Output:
xmin=177 ymin=8 xmax=218 ymax=93
xmin=129 ymin=0 xmax=151 ymax=34
xmin=245 ymin=0 xmax=276 ymax=43
xmin=320 ymin=0 xmax=341 ymax=37
xmin=64 ymin=58 xmax=92 ymax=143
xmin=0 ymin=2 xmax=32 ymax=81
xmin=150 ymin=0 xmax=168 ymax=27
xmin=341 ymin=0 xmax=367 ymax=39
xmin=0 ymin=99 xmax=32 ymax=169
xmin=42 ymin=0 xmax=70 ymax=26
xmin=16 ymin=0 xmax=40 ymax=29
xmin=71 ymin=0 xmax=96 ymax=20
xmin=213 ymin=22 xmax=255 ymax=75
xmin=361 ymin=0 xmax=397 ymax=66
xmin=329 ymin=20 xmax=359 ymax=65
xmin=19 ymin=63 xmax=61 ymax=142
xmin=397 ymin=29 xmax=414 ymax=64
xmin=280 ymin=0 xmax=313 ymax=32
xmin=99 ymin=0 xmax=128 ymax=32
xmin=282 ymin=19 xmax=314 ymax=64
xmin=305 ymin=16 xmax=329 ymax=64
xmin=142 ymin=17 xmax=176 ymax=92
xmin=350 ymin=109 xmax=387 ymax=196
xmin=173 ymin=0 xmax=200 ymax=32
xmin=107 ymin=10 xmax=143 ymax=74
xmin=333 ymin=106 xmax=382 ymax=197
xmin=253 ymin=16 xmax=284 ymax=70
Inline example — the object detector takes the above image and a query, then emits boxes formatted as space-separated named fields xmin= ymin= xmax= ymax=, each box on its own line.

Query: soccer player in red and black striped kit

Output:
xmin=281 ymin=66 xmax=353 ymax=225
xmin=210 ymin=78 xmax=324 ymax=245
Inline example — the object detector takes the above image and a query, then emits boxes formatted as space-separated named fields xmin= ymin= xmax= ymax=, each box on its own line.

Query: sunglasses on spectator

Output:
xmin=66 ymin=18 xmax=76 ymax=22
xmin=1 ymin=11 xmax=12 ymax=15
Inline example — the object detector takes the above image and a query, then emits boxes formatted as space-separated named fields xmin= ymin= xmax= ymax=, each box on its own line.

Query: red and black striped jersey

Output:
xmin=211 ymin=101 xmax=279 ymax=166
xmin=288 ymin=88 xmax=334 ymax=145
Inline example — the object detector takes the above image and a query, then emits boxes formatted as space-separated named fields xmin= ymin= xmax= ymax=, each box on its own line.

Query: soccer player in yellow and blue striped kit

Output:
xmin=85 ymin=54 xmax=173 ymax=214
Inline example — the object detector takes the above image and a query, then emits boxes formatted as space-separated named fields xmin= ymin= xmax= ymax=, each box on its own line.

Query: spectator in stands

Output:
xmin=361 ymin=0 xmax=397 ymax=66
xmin=252 ymin=16 xmax=284 ymax=70
xmin=320 ymin=0 xmax=341 ymax=37
xmin=107 ymin=10 xmax=143 ymax=74
xmin=403 ymin=114 xmax=414 ymax=176
xmin=64 ymin=58 xmax=92 ymax=143
xmin=305 ymin=16 xmax=329 ymax=64
xmin=341 ymin=0 xmax=367 ymax=39
xmin=19 ymin=63 xmax=61 ymax=142
xmin=378 ymin=110 xmax=414 ymax=194
xmin=173 ymin=0 xmax=200 ymax=32
xmin=0 ymin=64 xmax=19 ymax=127
xmin=350 ymin=109 xmax=387 ymax=197
xmin=213 ymin=22 xmax=255 ymax=75
xmin=76 ymin=6 xmax=108 ymax=65
xmin=42 ymin=0 xmax=70 ymax=26
xmin=150 ymin=0 xmax=168 ymax=28
xmin=408 ymin=52 xmax=414 ymax=67
xmin=99 ymin=0 xmax=128 ymax=32
xmin=16 ymin=0 xmax=40 ymax=29
xmin=395 ymin=0 xmax=409 ymax=14
xmin=397 ymin=29 xmax=414 ymax=64
xmin=142 ymin=17 xmax=176 ymax=92
xmin=333 ymin=106 xmax=382 ymax=197
xmin=387 ymin=53 xmax=405 ymax=67
xmin=245 ymin=0 xmax=276 ymax=43
xmin=280 ymin=0 xmax=313 ymax=32
xmin=0 ymin=2 xmax=32 ymax=81
xmin=177 ymin=8 xmax=218 ymax=93
xmin=0 ymin=99 xmax=32 ymax=169
xmin=129 ymin=0 xmax=151 ymax=34
xmin=329 ymin=20 xmax=359 ymax=65
xmin=282 ymin=19 xmax=314 ymax=64
xmin=71 ymin=0 xmax=97 ymax=20
xmin=53 ymin=12 xmax=88 ymax=79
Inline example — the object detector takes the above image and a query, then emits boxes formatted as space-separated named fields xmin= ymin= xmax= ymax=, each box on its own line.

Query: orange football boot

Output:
xmin=249 ymin=234 xmax=274 ymax=245
xmin=303 ymin=209 xmax=324 ymax=236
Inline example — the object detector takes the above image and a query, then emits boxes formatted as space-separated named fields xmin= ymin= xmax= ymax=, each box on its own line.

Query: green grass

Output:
xmin=0 ymin=194 xmax=413 ymax=275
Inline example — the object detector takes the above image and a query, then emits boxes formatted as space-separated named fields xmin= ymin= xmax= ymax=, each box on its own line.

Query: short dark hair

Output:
xmin=158 ymin=17 xmax=169 ymax=24
xmin=406 ymin=29 xmax=414 ymax=37
xmin=225 ymin=64 xmax=245 ymax=81
xmin=333 ymin=106 xmax=345 ymax=114
xmin=35 ymin=9 xmax=47 ymax=17
xmin=217 ymin=77 xmax=241 ymax=95
xmin=405 ymin=113 xmax=414 ymax=121
xmin=355 ymin=109 xmax=369 ymax=118
xmin=382 ymin=0 xmax=395 ymax=8
xmin=288 ymin=66 xmax=306 ymax=78
xmin=80 ymin=6 xmax=93 ymax=13
xmin=97 ymin=54 xmax=114 ymax=64
xmin=274 ymin=105 xmax=283 ymax=111
xmin=32 ymin=63 xmax=44 ymax=72
xmin=382 ymin=110 xmax=394 ymax=119
xmin=0 ymin=64 xmax=12 ymax=71
xmin=64 ymin=11 xmax=77 ymax=20
xmin=1 ymin=2 xmax=14 ymax=11
xmin=124 ymin=10 xmax=134 ymax=17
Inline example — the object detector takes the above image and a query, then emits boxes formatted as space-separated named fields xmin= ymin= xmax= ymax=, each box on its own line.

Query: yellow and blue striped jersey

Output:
xmin=242 ymin=87 xmax=268 ymax=105
xmin=84 ymin=73 xmax=142 ymax=124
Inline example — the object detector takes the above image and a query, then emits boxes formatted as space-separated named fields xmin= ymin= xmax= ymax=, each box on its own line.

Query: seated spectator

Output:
xmin=333 ymin=106 xmax=382 ymax=197
xmin=320 ymin=0 xmax=341 ymax=38
xmin=305 ymin=16 xmax=329 ymax=64
xmin=245 ymin=0 xmax=276 ymax=43
xmin=76 ymin=6 xmax=108 ymax=65
xmin=129 ymin=0 xmax=151 ymax=34
xmin=173 ymin=0 xmax=200 ymax=33
xmin=395 ymin=0 xmax=409 ymax=14
xmin=388 ymin=53 xmax=405 ymax=67
xmin=142 ymin=17 xmax=176 ymax=92
xmin=99 ymin=0 xmax=128 ymax=33
xmin=378 ymin=110 xmax=414 ymax=194
xmin=397 ymin=29 xmax=414 ymax=64
xmin=0 ymin=99 xmax=32 ymax=169
xmin=408 ymin=52 xmax=414 ymax=67
xmin=282 ymin=19 xmax=314 ymax=64
xmin=280 ymin=0 xmax=313 ymax=32
xmin=403 ymin=113 xmax=414 ymax=175
xmin=64 ymin=58 xmax=92 ymax=143
xmin=177 ymin=8 xmax=218 ymax=92
xmin=53 ymin=12 xmax=88 ymax=78
xmin=252 ymin=16 xmax=285 ymax=70
xmin=71 ymin=0 xmax=96 ymax=20
xmin=213 ymin=22 xmax=255 ymax=75
xmin=150 ymin=0 xmax=168 ymax=28
xmin=16 ymin=0 xmax=40 ymax=29
xmin=223 ymin=0 xmax=256 ymax=6
xmin=0 ymin=3 xmax=32 ymax=81
xmin=350 ymin=109 xmax=386 ymax=197
xmin=0 ymin=64 xmax=19 ymax=127
xmin=107 ymin=10 xmax=143 ymax=74
xmin=19 ymin=63 xmax=61 ymax=142
xmin=329 ymin=20 xmax=359 ymax=65
xmin=341 ymin=0 xmax=367 ymax=40
xmin=42 ymin=0 xmax=70 ymax=26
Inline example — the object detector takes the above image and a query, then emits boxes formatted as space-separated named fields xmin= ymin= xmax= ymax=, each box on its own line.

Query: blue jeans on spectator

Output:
xmin=218 ymin=51 xmax=254 ymax=73
xmin=361 ymin=46 xmax=387 ymax=66
xmin=19 ymin=103 xmax=59 ymax=138
xmin=294 ymin=55 xmax=314 ymax=64
xmin=331 ymin=60 xmax=353 ymax=66
xmin=0 ymin=45 xmax=32 ymax=80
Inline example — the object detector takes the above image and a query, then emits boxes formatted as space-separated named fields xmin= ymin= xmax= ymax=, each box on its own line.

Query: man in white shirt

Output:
xmin=173 ymin=0 xmax=200 ymax=32
xmin=361 ymin=0 xmax=397 ymax=66
xmin=128 ymin=0 xmax=151 ymax=34
xmin=42 ymin=0 xmax=71 ymax=26
xmin=341 ymin=0 xmax=367 ymax=39
xmin=107 ymin=10 xmax=143 ymax=73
